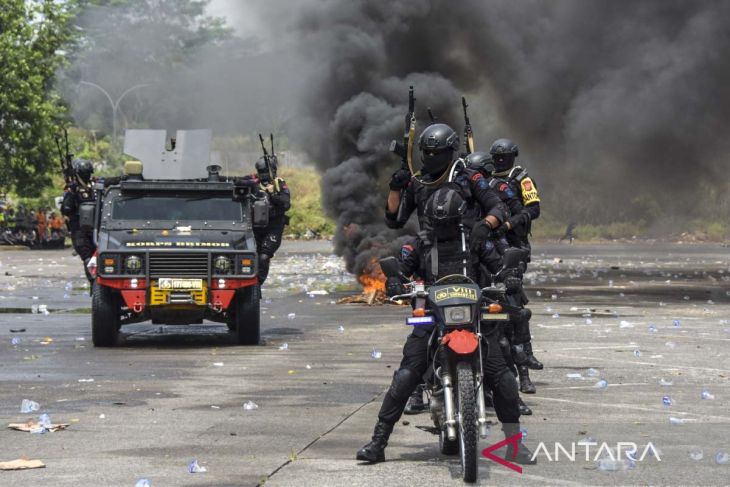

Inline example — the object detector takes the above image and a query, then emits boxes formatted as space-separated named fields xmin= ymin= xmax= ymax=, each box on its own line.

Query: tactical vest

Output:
xmin=488 ymin=166 xmax=533 ymax=243
xmin=421 ymin=236 xmax=477 ymax=284
xmin=405 ymin=178 xmax=472 ymax=231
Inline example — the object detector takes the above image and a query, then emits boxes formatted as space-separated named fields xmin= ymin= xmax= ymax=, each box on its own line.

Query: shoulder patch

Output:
xmin=484 ymin=240 xmax=495 ymax=251
xmin=401 ymin=244 xmax=414 ymax=259
xmin=470 ymin=172 xmax=482 ymax=182
xmin=520 ymin=177 xmax=540 ymax=204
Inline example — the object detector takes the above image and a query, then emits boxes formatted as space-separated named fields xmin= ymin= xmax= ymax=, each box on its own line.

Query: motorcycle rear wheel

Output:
xmin=457 ymin=361 xmax=478 ymax=483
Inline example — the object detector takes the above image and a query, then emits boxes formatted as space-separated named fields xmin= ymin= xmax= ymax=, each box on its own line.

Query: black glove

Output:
xmin=493 ymin=222 xmax=509 ymax=238
xmin=470 ymin=221 xmax=493 ymax=244
xmin=389 ymin=168 xmax=411 ymax=191
xmin=385 ymin=277 xmax=405 ymax=297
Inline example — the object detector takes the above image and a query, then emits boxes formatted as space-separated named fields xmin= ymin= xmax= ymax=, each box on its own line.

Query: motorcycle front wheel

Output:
xmin=456 ymin=361 xmax=478 ymax=483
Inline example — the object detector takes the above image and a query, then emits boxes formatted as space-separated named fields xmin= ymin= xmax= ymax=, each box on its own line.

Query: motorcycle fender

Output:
xmin=442 ymin=329 xmax=479 ymax=355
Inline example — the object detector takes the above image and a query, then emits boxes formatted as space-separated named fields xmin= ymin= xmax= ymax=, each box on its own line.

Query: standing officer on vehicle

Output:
xmin=253 ymin=155 xmax=290 ymax=287
xmin=61 ymin=159 xmax=96 ymax=284
xmin=467 ymin=142 xmax=543 ymax=394
xmin=357 ymin=187 xmax=535 ymax=466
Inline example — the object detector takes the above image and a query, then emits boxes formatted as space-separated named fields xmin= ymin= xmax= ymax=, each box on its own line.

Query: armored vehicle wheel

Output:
xmin=92 ymin=282 xmax=120 ymax=347
xmin=230 ymin=285 xmax=260 ymax=345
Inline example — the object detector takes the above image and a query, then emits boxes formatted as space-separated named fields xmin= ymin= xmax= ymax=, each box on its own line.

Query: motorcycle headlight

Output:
xmin=213 ymin=255 xmax=233 ymax=275
xmin=124 ymin=255 xmax=143 ymax=274
xmin=445 ymin=305 xmax=471 ymax=325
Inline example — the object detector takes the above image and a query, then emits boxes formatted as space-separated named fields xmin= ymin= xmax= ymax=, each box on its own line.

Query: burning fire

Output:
xmin=359 ymin=257 xmax=386 ymax=293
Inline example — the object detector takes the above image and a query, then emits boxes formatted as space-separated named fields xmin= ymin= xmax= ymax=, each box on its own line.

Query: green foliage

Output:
xmin=279 ymin=167 xmax=335 ymax=237
xmin=0 ymin=0 xmax=78 ymax=196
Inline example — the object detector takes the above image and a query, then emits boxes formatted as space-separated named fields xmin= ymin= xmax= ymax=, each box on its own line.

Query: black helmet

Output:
xmin=255 ymin=156 xmax=277 ymax=182
xmin=424 ymin=186 xmax=467 ymax=240
xmin=418 ymin=123 xmax=459 ymax=176
xmin=489 ymin=138 xmax=518 ymax=172
xmin=73 ymin=158 xmax=93 ymax=182
xmin=465 ymin=151 xmax=495 ymax=175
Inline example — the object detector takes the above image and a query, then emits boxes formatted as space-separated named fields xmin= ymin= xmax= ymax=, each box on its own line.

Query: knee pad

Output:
xmin=388 ymin=367 xmax=421 ymax=402
xmin=259 ymin=253 xmax=271 ymax=264
xmin=497 ymin=370 xmax=519 ymax=403
xmin=520 ymin=308 xmax=532 ymax=321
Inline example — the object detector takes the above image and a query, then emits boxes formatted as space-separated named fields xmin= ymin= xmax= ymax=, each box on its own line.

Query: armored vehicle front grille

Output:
xmin=149 ymin=253 xmax=209 ymax=278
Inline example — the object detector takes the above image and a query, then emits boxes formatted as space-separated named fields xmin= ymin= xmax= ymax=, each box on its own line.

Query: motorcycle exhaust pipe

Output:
xmin=442 ymin=374 xmax=457 ymax=441
xmin=476 ymin=376 xmax=489 ymax=439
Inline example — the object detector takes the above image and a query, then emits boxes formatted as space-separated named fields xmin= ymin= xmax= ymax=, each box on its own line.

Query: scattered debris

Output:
xmin=8 ymin=418 xmax=69 ymax=434
xmin=688 ymin=447 xmax=704 ymax=461
xmin=0 ymin=458 xmax=45 ymax=471
xmin=701 ymin=390 xmax=715 ymax=400
xmin=20 ymin=399 xmax=40 ymax=414
xmin=188 ymin=459 xmax=207 ymax=473
xmin=243 ymin=401 xmax=258 ymax=410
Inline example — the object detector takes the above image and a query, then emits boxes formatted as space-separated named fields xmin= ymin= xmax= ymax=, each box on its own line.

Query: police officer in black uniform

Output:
xmin=386 ymin=123 xmax=507 ymax=414
xmin=385 ymin=123 xmax=506 ymax=234
xmin=253 ymin=156 xmax=290 ymax=287
xmin=357 ymin=187 xmax=535 ymax=465
xmin=468 ymin=141 xmax=543 ymax=394
xmin=61 ymin=159 xmax=97 ymax=284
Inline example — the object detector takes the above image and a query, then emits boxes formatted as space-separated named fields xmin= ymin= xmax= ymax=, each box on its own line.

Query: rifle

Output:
xmin=269 ymin=133 xmax=280 ymax=192
xmin=462 ymin=96 xmax=475 ymax=155
xmin=389 ymin=86 xmax=416 ymax=174
xmin=55 ymin=129 xmax=75 ymax=184
xmin=258 ymin=133 xmax=275 ymax=187
xmin=427 ymin=107 xmax=436 ymax=123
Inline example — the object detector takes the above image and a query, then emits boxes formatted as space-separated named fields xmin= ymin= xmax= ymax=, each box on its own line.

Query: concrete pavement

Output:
xmin=1 ymin=241 xmax=729 ymax=486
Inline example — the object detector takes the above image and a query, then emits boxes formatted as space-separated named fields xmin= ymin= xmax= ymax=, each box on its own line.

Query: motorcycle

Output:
xmin=379 ymin=248 xmax=527 ymax=483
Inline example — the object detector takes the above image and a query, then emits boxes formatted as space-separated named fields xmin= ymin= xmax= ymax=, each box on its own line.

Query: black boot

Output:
xmin=404 ymin=385 xmax=426 ymax=415
xmin=518 ymin=396 xmax=532 ymax=415
xmin=518 ymin=366 xmax=536 ymax=394
xmin=356 ymin=421 xmax=394 ymax=463
xmin=523 ymin=342 xmax=543 ymax=370
xmin=503 ymin=425 xmax=537 ymax=465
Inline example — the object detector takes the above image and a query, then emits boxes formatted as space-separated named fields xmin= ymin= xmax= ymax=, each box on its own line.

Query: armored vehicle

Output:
xmin=85 ymin=130 xmax=267 ymax=346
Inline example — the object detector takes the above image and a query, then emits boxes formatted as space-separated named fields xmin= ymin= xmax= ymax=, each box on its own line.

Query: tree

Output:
xmin=0 ymin=0 xmax=77 ymax=195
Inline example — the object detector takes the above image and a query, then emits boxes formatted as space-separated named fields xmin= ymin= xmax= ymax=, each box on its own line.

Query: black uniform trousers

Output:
xmin=377 ymin=325 xmax=520 ymax=426
xmin=254 ymin=215 xmax=287 ymax=285
xmin=71 ymin=229 xmax=96 ymax=284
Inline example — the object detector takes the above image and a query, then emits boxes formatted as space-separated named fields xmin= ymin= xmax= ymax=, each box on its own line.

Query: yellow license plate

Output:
xmin=481 ymin=313 xmax=510 ymax=321
xmin=157 ymin=278 xmax=203 ymax=290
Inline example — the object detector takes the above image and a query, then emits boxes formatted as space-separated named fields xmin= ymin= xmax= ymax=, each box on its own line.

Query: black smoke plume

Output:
xmin=285 ymin=0 xmax=730 ymax=273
